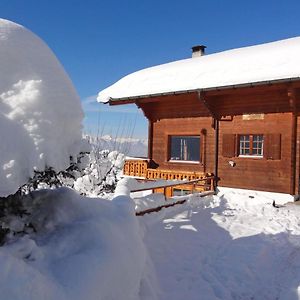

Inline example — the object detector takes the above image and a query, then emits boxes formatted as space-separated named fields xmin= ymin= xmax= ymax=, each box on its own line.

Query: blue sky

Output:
xmin=1 ymin=0 xmax=300 ymax=138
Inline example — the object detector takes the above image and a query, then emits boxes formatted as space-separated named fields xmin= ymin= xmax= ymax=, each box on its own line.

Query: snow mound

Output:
xmin=98 ymin=36 xmax=300 ymax=102
xmin=0 ymin=19 xmax=87 ymax=197
xmin=0 ymin=187 xmax=154 ymax=300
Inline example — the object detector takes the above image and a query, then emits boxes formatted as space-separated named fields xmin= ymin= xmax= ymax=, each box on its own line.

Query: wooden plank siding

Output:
xmin=218 ymin=114 xmax=292 ymax=193
xmin=115 ymin=82 xmax=300 ymax=194
xmin=152 ymin=117 xmax=215 ymax=173
xmin=295 ymin=116 xmax=300 ymax=195
xmin=137 ymin=93 xmax=211 ymax=121
xmin=150 ymin=113 xmax=293 ymax=193
xmin=207 ymin=90 xmax=291 ymax=118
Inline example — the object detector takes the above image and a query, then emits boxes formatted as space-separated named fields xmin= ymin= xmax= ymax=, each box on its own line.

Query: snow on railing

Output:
xmin=135 ymin=190 xmax=215 ymax=216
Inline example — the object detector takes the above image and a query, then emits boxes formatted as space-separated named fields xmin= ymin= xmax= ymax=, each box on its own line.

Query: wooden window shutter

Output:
xmin=264 ymin=134 xmax=281 ymax=160
xmin=222 ymin=134 xmax=236 ymax=157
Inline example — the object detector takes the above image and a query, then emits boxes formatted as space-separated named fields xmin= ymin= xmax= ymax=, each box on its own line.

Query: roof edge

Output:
xmin=108 ymin=76 xmax=300 ymax=104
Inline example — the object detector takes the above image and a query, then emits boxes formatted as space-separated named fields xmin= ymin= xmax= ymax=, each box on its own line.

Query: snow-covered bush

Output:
xmin=0 ymin=18 xmax=157 ymax=300
xmin=0 ymin=18 xmax=89 ymax=198
xmin=0 ymin=147 xmax=125 ymax=244
xmin=0 ymin=18 xmax=91 ymax=244
xmin=74 ymin=149 xmax=125 ymax=197
xmin=0 ymin=187 xmax=152 ymax=300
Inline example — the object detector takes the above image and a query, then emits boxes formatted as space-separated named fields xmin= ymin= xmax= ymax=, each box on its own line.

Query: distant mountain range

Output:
xmin=85 ymin=134 xmax=148 ymax=157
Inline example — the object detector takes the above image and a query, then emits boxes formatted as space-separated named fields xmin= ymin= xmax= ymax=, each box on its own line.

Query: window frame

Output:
xmin=168 ymin=135 xmax=201 ymax=164
xmin=238 ymin=134 xmax=264 ymax=158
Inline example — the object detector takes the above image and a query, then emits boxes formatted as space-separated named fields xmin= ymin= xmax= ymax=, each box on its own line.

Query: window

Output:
xmin=169 ymin=136 xmax=200 ymax=162
xmin=222 ymin=133 xmax=280 ymax=160
xmin=239 ymin=134 xmax=263 ymax=157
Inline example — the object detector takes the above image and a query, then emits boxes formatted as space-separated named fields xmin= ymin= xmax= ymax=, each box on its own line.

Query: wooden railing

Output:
xmin=123 ymin=159 xmax=149 ymax=178
xmin=123 ymin=159 xmax=215 ymax=196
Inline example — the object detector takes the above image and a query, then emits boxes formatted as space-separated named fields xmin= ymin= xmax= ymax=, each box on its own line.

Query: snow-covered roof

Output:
xmin=97 ymin=37 xmax=300 ymax=103
xmin=0 ymin=19 xmax=87 ymax=197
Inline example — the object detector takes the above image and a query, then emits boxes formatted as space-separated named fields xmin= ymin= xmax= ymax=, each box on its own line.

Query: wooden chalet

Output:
xmin=98 ymin=38 xmax=300 ymax=195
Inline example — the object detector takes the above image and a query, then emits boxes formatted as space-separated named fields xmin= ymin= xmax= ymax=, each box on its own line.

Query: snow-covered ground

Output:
xmin=140 ymin=189 xmax=300 ymax=300
xmin=2 ymin=182 xmax=300 ymax=300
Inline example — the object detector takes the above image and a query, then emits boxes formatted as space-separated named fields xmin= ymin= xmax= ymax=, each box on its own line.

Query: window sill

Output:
xmin=238 ymin=155 xmax=263 ymax=159
xmin=168 ymin=160 xmax=200 ymax=164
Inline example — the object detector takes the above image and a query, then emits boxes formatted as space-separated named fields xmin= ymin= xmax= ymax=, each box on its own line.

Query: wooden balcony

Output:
xmin=123 ymin=159 xmax=215 ymax=196
xmin=123 ymin=158 xmax=149 ymax=178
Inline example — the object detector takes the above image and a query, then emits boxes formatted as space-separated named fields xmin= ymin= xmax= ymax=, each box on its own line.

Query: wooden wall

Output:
xmin=151 ymin=113 xmax=294 ymax=194
xmin=152 ymin=117 xmax=214 ymax=173
xmin=218 ymin=113 xmax=293 ymax=194
xmin=124 ymin=82 xmax=300 ymax=195
xmin=295 ymin=116 xmax=300 ymax=195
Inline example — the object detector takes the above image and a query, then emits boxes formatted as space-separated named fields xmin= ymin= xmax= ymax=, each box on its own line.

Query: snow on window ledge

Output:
xmin=169 ymin=160 xmax=200 ymax=164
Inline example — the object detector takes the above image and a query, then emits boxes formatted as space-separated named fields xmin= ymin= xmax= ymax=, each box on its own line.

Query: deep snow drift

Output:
xmin=0 ymin=19 xmax=87 ymax=197
xmin=0 ymin=187 xmax=155 ymax=300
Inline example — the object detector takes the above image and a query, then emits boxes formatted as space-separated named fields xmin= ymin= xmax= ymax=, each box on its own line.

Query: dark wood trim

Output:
xmin=207 ymin=81 xmax=300 ymax=97
xmin=201 ymin=128 xmax=207 ymax=172
xmin=291 ymin=114 xmax=297 ymax=194
xmin=214 ymin=119 xmax=219 ymax=189
xmin=166 ymin=135 xmax=171 ymax=162
xmin=109 ymin=99 xmax=135 ymax=105
xmin=148 ymin=120 xmax=153 ymax=160
xmin=288 ymin=88 xmax=297 ymax=194
xmin=135 ymin=93 xmax=194 ymax=104
xmin=298 ymin=115 xmax=300 ymax=195
xmin=198 ymin=91 xmax=218 ymax=119
xmin=135 ymin=101 xmax=152 ymax=120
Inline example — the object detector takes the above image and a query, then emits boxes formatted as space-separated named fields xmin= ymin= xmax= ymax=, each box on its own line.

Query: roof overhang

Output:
xmin=108 ymin=77 xmax=300 ymax=105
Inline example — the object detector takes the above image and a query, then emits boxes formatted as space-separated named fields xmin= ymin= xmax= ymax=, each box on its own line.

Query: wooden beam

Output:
xmin=134 ymin=94 xmax=183 ymax=104
xmin=197 ymin=91 xmax=219 ymax=188
xmin=130 ymin=177 xmax=214 ymax=193
xmin=135 ymin=101 xmax=153 ymax=120
xmin=214 ymin=119 xmax=219 ymax=190
xmin=288 ymin=88 xmax=297 ymax=112
xmin=206 ymin=81 xmax=297 ymax=97
xmin=109 ymin=99 xmax=135 ymax=105
xmin=288 ymin=88 xmax=297 ymax=195
xmin=148 ymin=120 xmax=153 ymax=160
xmin=198 ymin=91 xmax=218 ymax=119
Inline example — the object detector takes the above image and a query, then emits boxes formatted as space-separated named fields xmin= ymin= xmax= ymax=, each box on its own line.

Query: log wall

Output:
xmin=112 ymin=82 xmax=300 ymax=194
xmin=151 ymin=113 xmax=294 ymax=194
xmin=218 ymin=113 xmax=293 ymax=193
xmin=152 ymin=117 xmax=215 ymax=173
